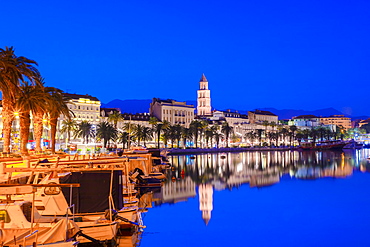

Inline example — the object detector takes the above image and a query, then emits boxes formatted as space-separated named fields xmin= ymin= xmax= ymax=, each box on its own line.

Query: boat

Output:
xmin=130 ymin=168 xmax=163 ymax=187
xmin=0 ymin=186 xmax=80 ymax=247
xmin=125 ymin=146 xmax=149 ymax=154
xmin=299 ymin=140 xmax=348 ymax=150
xmin=343 ymin=140 xmax=364 ymax=149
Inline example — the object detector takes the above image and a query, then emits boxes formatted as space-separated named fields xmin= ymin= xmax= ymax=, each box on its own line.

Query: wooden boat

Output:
xmin=343 ymin=140 xmax=364 ymax=149
xmin=0 ymin=186 xmax=80 ymax=247
xmin=299 ymin=140 xmax=348 ymax=150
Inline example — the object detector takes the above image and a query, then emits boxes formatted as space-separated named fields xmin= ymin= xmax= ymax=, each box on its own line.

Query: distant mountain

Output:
xmin=102 ymin=99 xmax=368 ymax=120
xmin=102 ymin=99 xmax=152 ymax=113
xmin=258 ymin=107 xmax=345 ymax=120
xmin=217 ymin=107 xmax=346 ymax=119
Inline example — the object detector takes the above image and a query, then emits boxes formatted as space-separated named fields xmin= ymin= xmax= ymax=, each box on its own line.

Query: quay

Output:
xmin=165 ymin=146 xmax=296 ymax=155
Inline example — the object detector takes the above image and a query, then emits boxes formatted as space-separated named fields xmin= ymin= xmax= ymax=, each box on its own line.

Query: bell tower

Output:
xmin=197 ymin=74 xmax=212 ymax=116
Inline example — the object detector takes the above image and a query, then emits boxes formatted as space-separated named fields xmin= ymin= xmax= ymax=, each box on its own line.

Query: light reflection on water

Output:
xmin=139 ymin=149 xmax=370 ymax=247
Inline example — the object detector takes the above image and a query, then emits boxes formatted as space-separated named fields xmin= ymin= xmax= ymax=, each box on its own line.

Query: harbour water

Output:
xmin=138 ymin=149 xmax=370 ymax=247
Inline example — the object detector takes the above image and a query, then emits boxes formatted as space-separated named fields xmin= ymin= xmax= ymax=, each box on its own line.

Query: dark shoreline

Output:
xmin=164 ymin=147 xmax=297 ymax=155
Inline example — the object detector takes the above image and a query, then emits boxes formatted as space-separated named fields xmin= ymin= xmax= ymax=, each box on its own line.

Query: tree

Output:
xmin=96 ymin=121 xmax=117 ymax=148
xmin=31 ymin=77 xmax=49 ymax=153
xmin=214 ymin=132 xmax=223 ymax=148
xmin=107 ymin=111 xmax=123 ymax=129
xmin=117 ymin=131 xmax=129 ymax=149
xmin=141 ymin=127 xmax=153 ymax=147
xmin=256 ymin=129 xmax=264 ymax=146
xmin=152 ymin=120 xmax=170 ymax=149
xmin=133 ymin=124 xmax=144 ymax=146
xmin=204 ymin=128 xmax=214 ymax=148
xmin=289 ymin=125 xmax=298 ymax=146
xmin=221 ymin=122 xmax=233 ymax=148
xmin=279 ymin=127 xmax=289 ymax=146
xmin=15 ymin=83 xmax=46 ymax=154
xmin=46 ymin=87 xmax=73 ymax=153
xmin=181 ymin=127 xmax=192 ymax=148
xmin=295 ymin=132 xmax=304 ymax=146
xmin=75 ymin=121 xmax=93 ymax=144
xmin=0 ymin=46 xmax=41 ymax=153
xmin=262 ymin=120 xmax=270 ymax=137
xmin=245 ymin=131 xmax=257 ymax=146
xmin=60 ymin=119 xmax=78 ymax=145
xmin=309 ymin=128 xmax=319 ymax=144
xmin=189 ymin=120 xmax=204 ymax=148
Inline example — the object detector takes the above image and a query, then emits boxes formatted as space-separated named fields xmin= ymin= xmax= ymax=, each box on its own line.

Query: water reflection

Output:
xmin=138 ymin=149 xmax=368 ymax=224
xmin=169 ymin=149 xmax=370 ymax=184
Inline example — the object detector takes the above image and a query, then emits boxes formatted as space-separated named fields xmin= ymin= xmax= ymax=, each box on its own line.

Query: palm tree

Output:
xmin=30 ymin=77 xmax=49 ymax=153
xmin=295 ymin=131 xmax=304 ymax=146
xmin=153 ymin=123 xmax=163 ymax=149
xmin=141 ymin=127 xmax=153 ymax=147
xmin=289 ymin=125 xmax=298 ymax=146
xmin=189 ymin=120 xmax=204 ymax=148
xmin=279 ymin=127 xmax=289 ymax=146
xmin=96 ymin=121 xmax=118 ymax=148
xmin=15 ymin=83 xmax=47 ymax=154
xmin=0 ymin=46 xmax=41 ymax=153
xmin=60 ymin=119 xmax=78 ymax=145
xmin=153 ymin=120 xmax=170 ymax=149
xmin=133 ymin=124 xmax=144 ymax=146
xmin=309 ymin=128 xmax=319 ymax=144
xmin=204 ymin=128 xmax=214 ymax=148
xmin=262 ymin=120 xmax=270 ymax=134
xmin=181 ymin=127 xmax=192 ymax=148
xmin=46 ymin=87 xmax=73 ymax=153
xmin=75 ymin=120 xmax=93 ymax=144
xmin=107 ymin=111 xmax=123 ymax=129
xmin=221 ymin=122 xmax=233 ymax=148
xmin=117 ymin=131 xmax=130 ymax=149
xmin=245 ymin=131 xmax=257 ymax=146
xmin=213 ymin=132 xmax=223 ymax=148
xmin=169 ymin=124 xmax=182 ymax=148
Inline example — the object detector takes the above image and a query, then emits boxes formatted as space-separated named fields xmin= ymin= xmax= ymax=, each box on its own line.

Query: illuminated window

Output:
xmin=0 ymin=210 xmax=10 ymax=223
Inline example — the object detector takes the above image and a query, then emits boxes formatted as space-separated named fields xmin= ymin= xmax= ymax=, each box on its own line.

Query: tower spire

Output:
xmin=200 ymin=73 xmax=207 ymax=82
xmin=197 ymin=74 xmax=212 ymax=116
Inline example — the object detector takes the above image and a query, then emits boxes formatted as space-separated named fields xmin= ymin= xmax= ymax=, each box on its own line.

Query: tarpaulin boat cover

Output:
xmin=1 ymin=218 xmax=79 ymax=246
xmin=60 ymin=171 xmax=123 ymax=213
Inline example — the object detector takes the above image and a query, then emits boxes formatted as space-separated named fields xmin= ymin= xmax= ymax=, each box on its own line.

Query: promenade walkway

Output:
xmin=165 ymin=146 xmax=296 ymax=155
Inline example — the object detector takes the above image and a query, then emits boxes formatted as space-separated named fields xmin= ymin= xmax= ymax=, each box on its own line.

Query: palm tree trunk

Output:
xmin=50 ymin=118 xmax=58 ymax=153
xmin=33 ymin=113 xmax=44 ymax=152
xmin=19 ymin=112 xmax=31 ymax=155
xmin=1 ymin=98 xmax=15 ymax=154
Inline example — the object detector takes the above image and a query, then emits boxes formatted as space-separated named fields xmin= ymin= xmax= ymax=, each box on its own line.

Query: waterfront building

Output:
xmin=61 ymin=93 xmax=101 ymax=125
xmin=197 ymin=74 xmax=212 ymax=116
xmin=209 ymin=110 xmax=248 ymax=125
xmin=119 ymin=113 xmax=152 ymax=128
xmin=289 ymin=115 xmax=321 ymax=127
xmin=101 ymin=108 xmax=151 ymax=129
xmin=149 ymin=98 xmax=195 ymax=127
xmin=358 ymin=118 xmax=370 ymax=128
xmin=100 ymin=107 xmax=121 ymax=118
xmin=319 ymin=115 xmax=351 ymax=130
xmin=248 ymin=109 xmax=278 ymax=124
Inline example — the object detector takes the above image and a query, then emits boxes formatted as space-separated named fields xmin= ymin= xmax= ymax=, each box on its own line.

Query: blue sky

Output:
xmin=2 ymin=0 xmax=370 ymax=116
